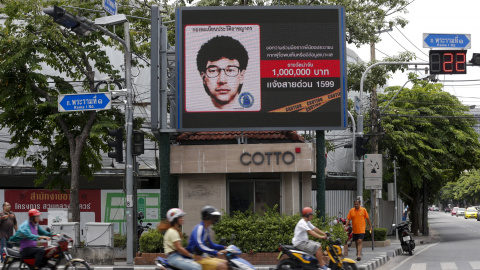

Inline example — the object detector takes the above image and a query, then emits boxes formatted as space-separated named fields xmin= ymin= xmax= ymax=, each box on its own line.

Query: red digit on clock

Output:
xmin=443 ymin=53 xmax=453 ymax=72
xmin=456 ymin=53 xmax=466 ymax=72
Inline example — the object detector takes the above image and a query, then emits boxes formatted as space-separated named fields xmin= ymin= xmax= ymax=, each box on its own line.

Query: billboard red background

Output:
xmin=5 ymin=189 xmax=101 ymax=225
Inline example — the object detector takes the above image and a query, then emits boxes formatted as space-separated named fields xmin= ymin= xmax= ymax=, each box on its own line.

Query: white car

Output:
xmin=456 ymin=207 xmax=466 ymax=217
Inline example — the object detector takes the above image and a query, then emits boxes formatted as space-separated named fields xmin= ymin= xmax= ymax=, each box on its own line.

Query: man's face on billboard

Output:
xmin=202 ymin=57 xmax=245 ymax=109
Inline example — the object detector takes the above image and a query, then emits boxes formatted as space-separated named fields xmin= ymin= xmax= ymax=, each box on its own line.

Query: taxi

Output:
xmin=465 ymin=207 xmax=478 ymax=219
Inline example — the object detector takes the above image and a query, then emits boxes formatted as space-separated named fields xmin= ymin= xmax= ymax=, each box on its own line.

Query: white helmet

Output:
xmin=166 ymin=208 xmax=186 ymax=222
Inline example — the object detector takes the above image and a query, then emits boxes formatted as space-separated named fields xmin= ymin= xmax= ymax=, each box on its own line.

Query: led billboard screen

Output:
xmin=176 ymin=6 xmax=347 ymax=131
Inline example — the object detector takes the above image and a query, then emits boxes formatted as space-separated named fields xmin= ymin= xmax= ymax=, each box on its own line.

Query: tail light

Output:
xmin=278 ymin=247 xmax=282 ymax=251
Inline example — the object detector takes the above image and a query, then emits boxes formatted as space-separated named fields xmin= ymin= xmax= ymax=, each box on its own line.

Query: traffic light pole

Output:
xmin=357 ymin=62 xmax=427 ymax=205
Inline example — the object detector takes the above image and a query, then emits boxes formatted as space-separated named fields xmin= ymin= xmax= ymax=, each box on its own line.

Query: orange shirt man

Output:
xmin=346 ymin=199 xmax=372 ymax=261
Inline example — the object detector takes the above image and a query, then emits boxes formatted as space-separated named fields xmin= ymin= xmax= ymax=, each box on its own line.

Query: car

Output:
xmin=451 ymin=207 xmax=459 ymax=216
xmin=433 ymin=206 xmax=439 ymax=211
xmin=465 ymin=207 xmax=478 ymax=219
xmin=477 ymin=209 xmax=480 ymax=221
xmin=444 ymin=207 xmax=451 ymax=213
xmin=456 ymin=207 xmax=466 ymax=217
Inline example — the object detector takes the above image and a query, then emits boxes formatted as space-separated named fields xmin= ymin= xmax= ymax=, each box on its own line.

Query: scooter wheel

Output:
xmin=343 ymin=262 xmax=358 ymax=270
xmin=276 ymin=259 xmax=301 ymax=270
xmin=4 ymin=259 xmax=28 ymax=270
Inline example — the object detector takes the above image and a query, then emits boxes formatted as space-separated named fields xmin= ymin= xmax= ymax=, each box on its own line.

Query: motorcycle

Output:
xmin=2 ymin=234 xmax=91 ymax=270
xmin=334 ymin=212 xmax=353 ymax=248
xmin=155 ymin=245 xmax=255 ymax=270
xmin=394 ymin=221 xmax=415 ymax=255
xmin=137 ymin=211 xmax=152 ymax=239
xmin=276 ymin=232 xmax=357 ymax=270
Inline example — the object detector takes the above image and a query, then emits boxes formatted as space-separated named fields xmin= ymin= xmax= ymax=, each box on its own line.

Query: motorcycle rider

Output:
xmin=9 ymin=209 xmax=53 ymax=270
xmin=292 ymin=207 xmax=330 ymax=270
xmin=157 ymin=208 xmax=201 ymax=270
xmin=186 ymin=206 xmax=228 ymax=270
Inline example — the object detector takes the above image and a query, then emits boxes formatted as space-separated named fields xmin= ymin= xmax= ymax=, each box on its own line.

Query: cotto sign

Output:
xmin=240 ymin=151 xmax=295 ymax=165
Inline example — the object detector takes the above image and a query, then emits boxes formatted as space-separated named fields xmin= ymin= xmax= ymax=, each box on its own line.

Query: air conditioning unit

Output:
xmin=51 ymin=222 xmax=80 ymax=247
xmin=85 ymin=222 xmax=114 ymax=247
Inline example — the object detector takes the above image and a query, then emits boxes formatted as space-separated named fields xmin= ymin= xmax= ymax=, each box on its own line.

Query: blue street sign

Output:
xmin=58 ymin=93 xmax=112 ymax=112
xmin=423 ymin=33 xmax=471 ymax=49
xmin=102 ymin=0 xmax=116 ymax=15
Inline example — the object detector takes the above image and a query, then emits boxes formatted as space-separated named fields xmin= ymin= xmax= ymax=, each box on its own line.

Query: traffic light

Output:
xmin=355 ymin=136 xmax=369 ymax=158
xmin=108 ymin=128 xmax=124 ymax=163
xmin=470 ymin=53 xmax=480 ymax=65
xmin=43 ymin=6 xmax=94 ymax=36
xmin=132 ymin=131 xmax=144 ymax=156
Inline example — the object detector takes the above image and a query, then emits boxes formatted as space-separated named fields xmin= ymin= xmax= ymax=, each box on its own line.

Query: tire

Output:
xmin=406 ymin=242 xmax=413 ymax=255
xmin=5 ymin=259 xmax=29 ymax=270
xmin=276 ymin=259 xmax=301 ymax=270
xmin=342 ymin=262 xmax=358 ymax=270
xmin=64 ymin=260 xmax=91 ymax=270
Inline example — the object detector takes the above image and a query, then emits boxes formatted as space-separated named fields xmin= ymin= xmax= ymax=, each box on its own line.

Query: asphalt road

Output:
xmin=376 ymin=210 xmax=480 ymax=270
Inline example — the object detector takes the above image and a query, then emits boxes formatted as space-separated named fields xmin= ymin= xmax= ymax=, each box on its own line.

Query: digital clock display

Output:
xmin=429 ymin=50 xmax=467 ymax=75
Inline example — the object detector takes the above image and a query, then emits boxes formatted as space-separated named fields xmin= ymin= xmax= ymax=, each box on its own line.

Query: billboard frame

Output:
xmin=176 ymin=6 xmax=347 ymax=131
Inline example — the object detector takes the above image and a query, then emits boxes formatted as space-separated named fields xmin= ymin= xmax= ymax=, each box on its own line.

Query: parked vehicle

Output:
xmin=456 ymin=207 xmax=466 ymax=217
xmin=275 ymin=232 xmax=357 ymax=270
xmin=451 ymin=207 xmax=459 ymax=216
xmin=334 ymin=212 xmax=353 ymax=247
xmin=465 ymin=207 xmax=478 ymax=219
xmin=395 ymin=222 xmax=415 ymax=255
xmin=477 ymin=209 xmax=480 ymax=221
xmin=1 ymin=234 xmax=90 ymax=270
xmin=137 ymin=211 xmax=152 ymax=251
xmin=155 ymin=244 xmax=255 ymax=270
xmin=433 ymin=206 xmax=439 ymax=211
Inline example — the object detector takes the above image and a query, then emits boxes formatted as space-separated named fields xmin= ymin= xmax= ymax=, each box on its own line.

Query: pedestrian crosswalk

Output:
xmin=408 ymin=261 xmax=480 ymax=270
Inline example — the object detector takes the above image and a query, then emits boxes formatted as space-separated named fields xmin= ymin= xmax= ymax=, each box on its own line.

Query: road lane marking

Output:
xmin=389 ymin=242 xmax=439 ymax=270
xmin=440 ymin=262 xmax=457 ymax=270
xmin=470 ymin=261 xmax=480 ymax=269
xmin=411 ymin=263 xmax=426 ymax=270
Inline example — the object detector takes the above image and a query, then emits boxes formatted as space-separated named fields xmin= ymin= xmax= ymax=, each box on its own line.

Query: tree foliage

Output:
xmin=440 ymin=170 xmax=480 ymax=206
xmin=378 ymin=78 xmax=480 ymax=233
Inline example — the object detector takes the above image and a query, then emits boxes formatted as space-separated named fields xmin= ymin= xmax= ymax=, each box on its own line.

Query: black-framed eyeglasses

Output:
xmin=205 ymin=65 xmax=240 ymax=78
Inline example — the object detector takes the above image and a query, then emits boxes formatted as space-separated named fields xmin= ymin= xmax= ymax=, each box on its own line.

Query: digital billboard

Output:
xmin=176 ymin=6 xmax=347 ymax=131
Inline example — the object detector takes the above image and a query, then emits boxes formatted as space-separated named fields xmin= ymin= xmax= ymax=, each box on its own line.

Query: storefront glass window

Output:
xmin=228 ymin=180 xmax=280 ymax=214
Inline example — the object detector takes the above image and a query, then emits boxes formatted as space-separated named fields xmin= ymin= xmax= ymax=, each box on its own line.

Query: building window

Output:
xmin=228 ymin=179 xmax=280 ymax=214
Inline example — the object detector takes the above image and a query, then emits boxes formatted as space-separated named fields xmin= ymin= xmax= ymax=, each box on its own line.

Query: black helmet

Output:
xmin=201 ymin=205 xmax=221 ymax=223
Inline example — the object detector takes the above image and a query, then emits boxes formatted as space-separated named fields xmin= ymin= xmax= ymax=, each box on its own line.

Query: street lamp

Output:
xmin=44 ymin=6 xmax=135 ymax=265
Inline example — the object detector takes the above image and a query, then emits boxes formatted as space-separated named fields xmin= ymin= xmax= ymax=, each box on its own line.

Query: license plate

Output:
xmin=403 ymin=236 xmax=411 ymax=241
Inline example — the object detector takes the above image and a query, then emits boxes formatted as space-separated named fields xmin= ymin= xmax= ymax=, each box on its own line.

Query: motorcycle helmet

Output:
xmin=166 ymin=208 xmax=186 ymax=223
xmin=201 ymin=205 xmax=221 ymax=224
xmin=302 ymin=207 xmax=314 ymax=217
xmin=28 ymin=209 xmax=41 ymax=217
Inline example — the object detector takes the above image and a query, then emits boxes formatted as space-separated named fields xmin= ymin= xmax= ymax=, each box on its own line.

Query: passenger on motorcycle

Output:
xmin=186 ymin=206 xmax=228 ymax=270
xmin=292 ymin=207 xmax=329 ymax=270
xmin=9 ymin=209 xmax=53 ymax=270
xmin=157 ymin=208 xmax=201 ymax=270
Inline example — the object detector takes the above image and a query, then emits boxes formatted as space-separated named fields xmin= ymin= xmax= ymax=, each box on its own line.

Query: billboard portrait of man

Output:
xmin=184 ymin=25 xmax=261 ymax=112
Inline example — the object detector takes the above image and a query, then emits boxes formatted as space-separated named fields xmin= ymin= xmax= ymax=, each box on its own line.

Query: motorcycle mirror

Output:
xmin=219 ymin=238 xmax=227 ymax=246
xmin=147 ymin=223 xmax=152 ymax=226
xmin=46 ymin=227 xmax=51 ymax=232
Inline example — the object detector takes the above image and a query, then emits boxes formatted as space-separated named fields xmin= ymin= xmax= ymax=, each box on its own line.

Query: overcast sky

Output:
xmin=349 ymin=0 xmax=480 ymax=107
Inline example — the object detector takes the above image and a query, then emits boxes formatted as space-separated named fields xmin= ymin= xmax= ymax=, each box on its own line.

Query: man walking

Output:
xmin=346 ymin=199 xmax=372 ymax=261
xmin=0 ymin=202 xmax=17 ymax=262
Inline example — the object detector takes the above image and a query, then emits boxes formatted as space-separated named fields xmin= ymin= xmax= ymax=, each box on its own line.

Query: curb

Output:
xmin=356 ymin=246 xmax=402 ymax=270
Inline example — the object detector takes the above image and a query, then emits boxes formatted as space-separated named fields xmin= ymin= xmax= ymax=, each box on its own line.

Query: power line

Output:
xmin=394 ymin=25 xmax=429 ymax=57
xmin=386 ymin=31 xmax=427 ymax=62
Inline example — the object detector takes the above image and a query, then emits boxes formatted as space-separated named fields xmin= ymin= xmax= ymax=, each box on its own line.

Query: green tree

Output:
xmin=0 ymin=0 xmax=148 ymax=221
xmin=378 ymin=78 xmax=480 ymax=234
